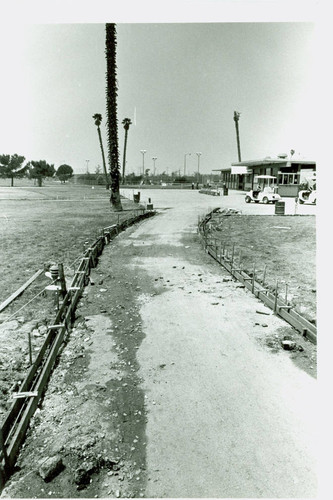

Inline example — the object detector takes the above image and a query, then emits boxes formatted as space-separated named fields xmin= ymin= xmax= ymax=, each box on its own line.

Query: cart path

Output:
xmin=114 ymin=207 xmax=317 ymax=498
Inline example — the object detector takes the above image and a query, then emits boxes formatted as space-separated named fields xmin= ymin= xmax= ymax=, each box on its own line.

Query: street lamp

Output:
xmin=152 ymin=157 xmax=157 ymax=176
xmin=184 ymin=153 xmax=191 ymax=176
xmin=196 ymin=152 xmax=201 ymax=183
xmin=140 ymin=150 xmax=146 ymax=176
xmin=85 ymin=159 xmax=90 ymax=174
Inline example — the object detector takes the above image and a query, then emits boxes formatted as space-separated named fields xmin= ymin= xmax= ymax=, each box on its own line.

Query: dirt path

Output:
xmin=1 ymin=203 xmax=317 ymax=498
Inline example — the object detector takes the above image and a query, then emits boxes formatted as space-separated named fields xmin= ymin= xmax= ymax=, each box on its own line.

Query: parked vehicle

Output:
xmin=297 ymin=188 xmax=316 ymax=205
xmin=297 ymin=173 xmax=316 ymax=205
xmin=245 ymin=175 xmax=281 ymax=204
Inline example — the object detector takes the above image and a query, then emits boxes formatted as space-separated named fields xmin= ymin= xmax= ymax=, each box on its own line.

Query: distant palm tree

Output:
xmin=105 ymin=23 xmax=122 ymax=211
xmin=92 ymin=113 xmax=109 ymax=189
xmin=122 ymin=118 xmax=132 ymax=184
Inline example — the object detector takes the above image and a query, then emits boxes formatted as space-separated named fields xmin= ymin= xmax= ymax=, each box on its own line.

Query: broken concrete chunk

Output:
xmin=74 ymin=461 xmax=95 ymax=489
xmin=281 ymin=340 xmax=296 ymax=350
xmin=38 ymin=455 xmax=64 ymax=482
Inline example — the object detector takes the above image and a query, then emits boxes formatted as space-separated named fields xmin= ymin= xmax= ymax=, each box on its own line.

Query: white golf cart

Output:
xmin=245 ymin=175 xmax=281 ymax=204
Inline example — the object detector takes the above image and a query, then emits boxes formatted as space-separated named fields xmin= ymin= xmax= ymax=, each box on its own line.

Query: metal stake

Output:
xmin=274 ymin=280 xmax=279 ymax=313
xmin=262 ymin=264 xmax=267 ymax=287
xmin=28 ymin=331 xmax=32 ymax=365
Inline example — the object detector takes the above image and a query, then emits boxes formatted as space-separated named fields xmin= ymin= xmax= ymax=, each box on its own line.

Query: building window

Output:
xmin=278 ymin=172 xmax=300 ymax=185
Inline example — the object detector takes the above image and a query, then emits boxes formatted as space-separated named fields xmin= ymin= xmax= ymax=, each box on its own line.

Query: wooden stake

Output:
xmin=252 ymin=264 xmax=255 ymax=294
xmin=285 ymin=283 xmax=288 ymax=303
xmin=0 ymin=428 xmax=9 ymax=472
xmin=58 ymin=263 xmax=67 ymax=298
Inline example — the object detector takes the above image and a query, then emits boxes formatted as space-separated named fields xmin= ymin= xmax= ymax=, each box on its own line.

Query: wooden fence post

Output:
xmin=0 ymin=428 xmax=8 ymax=490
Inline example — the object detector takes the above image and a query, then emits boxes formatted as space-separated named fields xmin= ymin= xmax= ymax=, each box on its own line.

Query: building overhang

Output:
xmin=231 ymin=159 xmax=287 ymax=167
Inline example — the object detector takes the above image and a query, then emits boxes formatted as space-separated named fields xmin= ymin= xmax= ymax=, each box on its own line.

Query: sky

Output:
xmin=0 ymin=1 xmax=321 ymax=176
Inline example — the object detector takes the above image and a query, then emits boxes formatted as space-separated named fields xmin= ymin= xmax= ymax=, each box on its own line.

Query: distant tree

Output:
xmin=0 ymin=153 xmax=28 ymax=186
xmin=28 ymin=160 xmax=55 ymax=187
xmin=174 ymin=176 xmax=187 ymax=183
xmin=125 ymin=172 xmax=142 ymax=184
xmin=105 ymin=23 xmax=122 ymax=211
xmin=95 ymin=165 xmax=102 ymax=175
xmin=56 ymin=164 xmax=73 ymax=183
xmin=121 ymin=118 xmax=132 ymax=184
xmin=92 ymin=113 xmax=109 ymax=189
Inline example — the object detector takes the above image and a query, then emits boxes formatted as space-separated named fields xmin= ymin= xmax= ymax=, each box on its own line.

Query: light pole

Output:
xmin=196 ymin=152 xmax=201 ymax=184
xmin=140 ymin=150 xmax=146 ymax=177
xmin=184 ymin=153 xmax=191 ymax=176
xmin=152 ymin=157 xmax=157 ymax=177
xmin=85 ymin=159 xmax=90 ymax=174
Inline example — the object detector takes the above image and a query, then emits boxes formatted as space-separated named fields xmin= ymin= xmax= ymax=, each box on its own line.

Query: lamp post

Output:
xmin=140 ymin=150 xmax=146 ymax=177
xmin=152 ymin=157 xmax=157 ymax=177
xmin=184 ymin=153 xmax=191 ymax=176
xmin=85 ymin=159 xmax=90 ymax=174
xmin=196 ymin=152 xmax=201 ymax=184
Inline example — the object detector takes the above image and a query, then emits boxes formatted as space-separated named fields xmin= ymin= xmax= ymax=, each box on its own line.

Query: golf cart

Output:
xmin=245 ymin=175 xmax=281 ymax=204
xmin=297 ymin=174 xmax=316 ymax=205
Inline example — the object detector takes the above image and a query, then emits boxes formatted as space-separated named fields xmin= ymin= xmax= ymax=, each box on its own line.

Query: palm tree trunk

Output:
xmin=235 ymin=120 xmax=241 ymax=162
xmin=106 ymin=23 xmax=122 ymax=211
xmin=122 ymin=129 xmax=128 ymax=184
xmin=97 ymin=126 xmax=110 ymax=189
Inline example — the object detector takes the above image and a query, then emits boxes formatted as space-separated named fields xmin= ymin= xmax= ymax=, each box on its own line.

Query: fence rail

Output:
xmin=0 ymin=208 xmax=156 ymax=492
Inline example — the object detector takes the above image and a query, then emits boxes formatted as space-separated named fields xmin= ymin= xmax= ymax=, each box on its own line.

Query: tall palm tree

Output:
xmin=122 ymin=118 xmax=132 ymax=184
xmin=233 ymin=111 xmax=242 ymax=162
xmin=105 ymin=23 xmax=122 ymax=211
xmin=92 ymin=113 xmax=109 ymax=189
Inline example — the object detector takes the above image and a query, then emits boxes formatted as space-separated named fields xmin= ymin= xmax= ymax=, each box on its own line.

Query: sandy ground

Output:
xmin=1 ymin=191 xmax=317 ymax=498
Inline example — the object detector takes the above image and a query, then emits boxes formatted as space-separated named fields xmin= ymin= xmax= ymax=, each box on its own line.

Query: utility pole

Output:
xmin=233 ymin=111 xmax=242 ymax=162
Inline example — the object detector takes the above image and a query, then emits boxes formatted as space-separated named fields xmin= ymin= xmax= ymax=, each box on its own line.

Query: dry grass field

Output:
xmin=205 ymin=213 xmax=316 ymax=323
xmin=0 ymin=183 xmax=140 ymax=319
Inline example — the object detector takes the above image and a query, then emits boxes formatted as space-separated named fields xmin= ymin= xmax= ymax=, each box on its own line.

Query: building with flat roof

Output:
xmin=213 ymin=153 xmax=316 ymax=197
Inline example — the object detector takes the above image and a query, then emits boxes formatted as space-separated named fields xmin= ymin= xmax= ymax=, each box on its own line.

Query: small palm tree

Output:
xmin=92 ymin=113 xmax=109 ymax=189
xmin=105 ymin=23 xmax=122 ymax=211
xmin=122 ymin=118 xmax=132 ymax=184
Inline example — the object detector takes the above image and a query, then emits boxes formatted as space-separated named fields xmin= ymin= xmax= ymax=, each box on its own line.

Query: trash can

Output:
xmin=223 ymin=186 xmax=228 ymax=196
xmin=275 ymin=201 xmax=285 ymax=215
xmin=133 ymin=192 xmax=140 ymax=203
